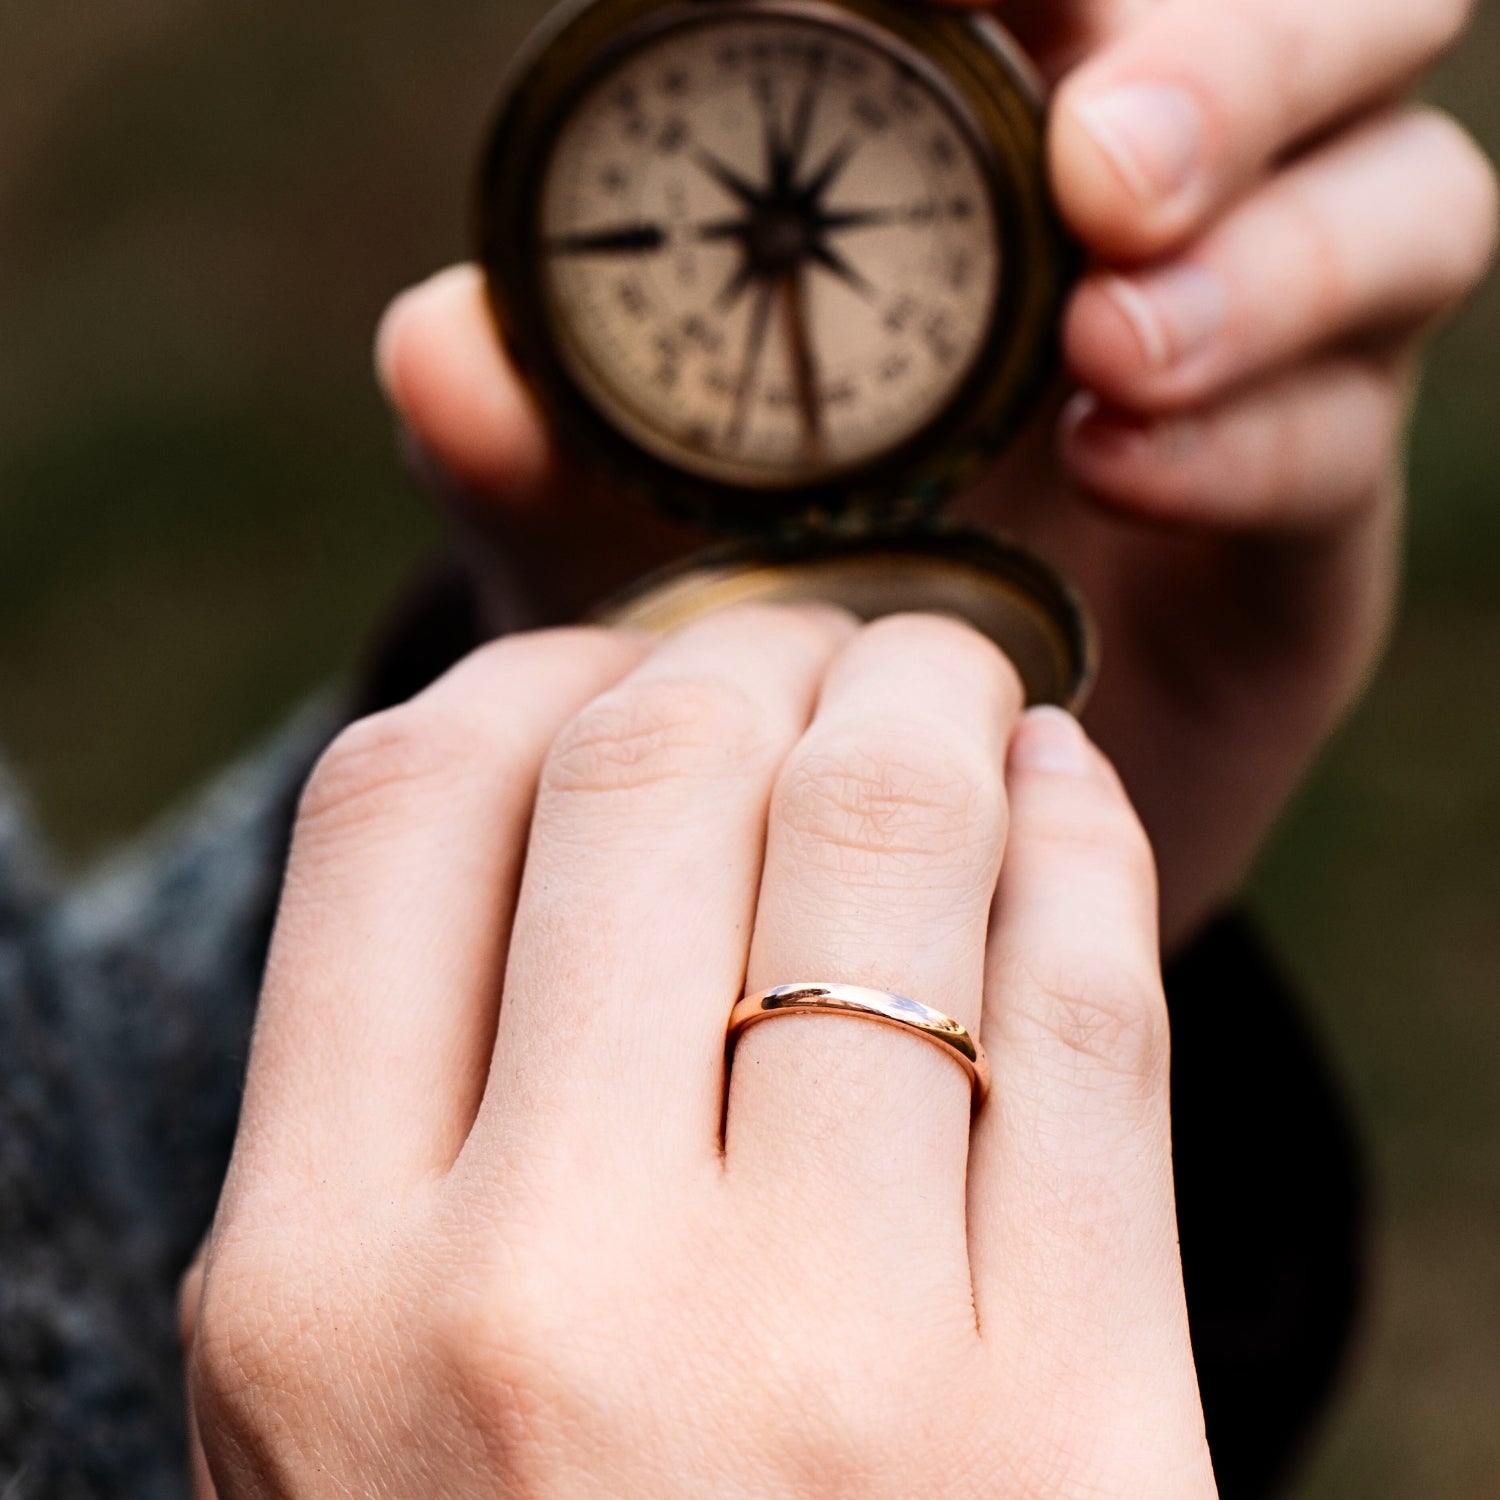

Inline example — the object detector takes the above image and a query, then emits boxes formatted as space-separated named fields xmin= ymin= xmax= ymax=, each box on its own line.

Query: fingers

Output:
xmin=464 ymin=606 xmax=853 ymax=1196
xmin=1066 ymin=108 xmax=1500 ymax=413
xmin=727 ymin=615 xmax=1022 ymax=1278
xmin=1050 ymin=0 xmax=1478 ymax=258
xmin=966 ymin=711 xmax=1208 ymax=1469
xmin=228 ymin=630 xmax=646 ymax=1207
xmin=376 ymin=263 xmax=553 ymax=499
xmin=1061 ymin=352 xmax=1411 ymax=530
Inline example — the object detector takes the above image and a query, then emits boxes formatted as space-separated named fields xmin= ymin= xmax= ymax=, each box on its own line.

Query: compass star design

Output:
xmin=538 ymin=19 xmax=1001 ymax=481
xmin=692 ymin=117 xmax=878 ymax=302
xmin=684 ymin=63 xmax=899 ymax=459
xmin=548 ymin=62 xmax=911 ymax=461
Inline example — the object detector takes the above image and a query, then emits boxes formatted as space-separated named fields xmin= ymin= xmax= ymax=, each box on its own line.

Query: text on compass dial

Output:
xmin=539 ymin=14 xmax=1002 ymax=488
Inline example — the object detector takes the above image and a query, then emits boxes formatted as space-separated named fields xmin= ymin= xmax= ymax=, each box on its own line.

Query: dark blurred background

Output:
xmin=1 ymin=2 xmax=1496 ymax=1493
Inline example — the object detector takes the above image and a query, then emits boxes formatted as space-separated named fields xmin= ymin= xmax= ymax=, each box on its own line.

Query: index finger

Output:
xmin=223 ymin=630 xmax=646 ymax=1215
xmin=1049 ymin=0 xmax=1475 ymax=259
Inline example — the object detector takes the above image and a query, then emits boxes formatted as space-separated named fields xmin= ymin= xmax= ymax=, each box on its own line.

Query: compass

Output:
xmin=478 ymin=0 xmax=1095 ymax=707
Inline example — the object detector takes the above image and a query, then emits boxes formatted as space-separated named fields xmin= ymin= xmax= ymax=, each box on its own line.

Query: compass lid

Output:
xmin=478 ymin=0 xmax=1079 ymax=535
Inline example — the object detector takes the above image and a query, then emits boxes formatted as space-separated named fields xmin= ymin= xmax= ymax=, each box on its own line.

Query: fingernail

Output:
xmin=1063 ymin=394 xmax=1205 ymax=465
xmin=1062 ymin=392 xmax=1152 ymax=457
xmin=1101 ymin=264 xmax=1227 ymax=369
xmin=1012 ymin=707 xmax=1093 ymax=776
xmin=1072 ymin=82 xmax=1204 ymax=204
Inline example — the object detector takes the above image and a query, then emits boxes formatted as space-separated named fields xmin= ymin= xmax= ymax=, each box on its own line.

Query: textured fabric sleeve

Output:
xmin=1 ymin=755 xmax=193 ymax=1498
xmin=0 ymin=708 xmax=333 ymax=1500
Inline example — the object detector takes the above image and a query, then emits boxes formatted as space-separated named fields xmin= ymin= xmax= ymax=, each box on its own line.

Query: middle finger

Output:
xmin=1066 ymin=107 xmax=1499 ymax=414
xmin=466 ymin=604 xmax=851 ymax=1196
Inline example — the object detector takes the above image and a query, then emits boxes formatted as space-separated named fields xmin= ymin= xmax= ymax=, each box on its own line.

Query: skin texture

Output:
xmin=179 ymin=1 xmax=1497 ymax=1489
xmin=185 ymin=609 xmax=1218 ymax=1498
xmin=375 ymin=0 xmax=1498 ymax=953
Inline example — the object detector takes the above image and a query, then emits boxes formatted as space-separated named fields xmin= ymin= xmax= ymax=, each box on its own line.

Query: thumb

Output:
xmin=375 ymin=264 xmax=554 ymax=504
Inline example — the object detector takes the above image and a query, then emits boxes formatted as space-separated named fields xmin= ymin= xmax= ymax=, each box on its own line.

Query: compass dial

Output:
xmin=537 ymin=12 xmax=1003 ymax=489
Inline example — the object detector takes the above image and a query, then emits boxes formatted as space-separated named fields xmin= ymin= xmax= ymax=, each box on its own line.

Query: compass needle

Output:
xmin=752 ymin=68 xmax=790 ymax=189
xmin=696 ymin=217 xmax=752 ymax=244
xmin=810 ymin=241 xmax=877 ymax=301
xmin=546 ymin=225 xmax=669 ymax=256
xmin=782 ymin=269 xmax=826 ymax=468
xmin=815 ymin=204 xmax=931 ymax=234
xmin=715 ymin=260 xmax=756 ymax=314
xmin=801 ymin=135 xmax=861 ymax=201
xmin=693 ymin=147 xmax=760 ymax=207
xmin=816 ymin=207 xmax=895 ymax=234
xmin=787 ymin=47 xmax=829 ymax=180
xmin=726 ymin=277 xmax=777 ymax=449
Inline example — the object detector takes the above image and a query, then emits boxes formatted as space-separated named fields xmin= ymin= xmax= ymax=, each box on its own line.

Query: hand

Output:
xmin=375 ymin=0 xmax=1496 ymax=952
xmin=184 ymin=609 xmax=1215 ymax=1497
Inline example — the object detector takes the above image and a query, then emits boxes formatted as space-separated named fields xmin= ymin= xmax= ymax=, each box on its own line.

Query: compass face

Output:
xmin=537 ymin=10 xmax=1004 ymax=490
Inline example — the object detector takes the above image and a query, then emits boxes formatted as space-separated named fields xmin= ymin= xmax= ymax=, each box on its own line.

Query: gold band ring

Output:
xmin=728 ymin=983 xmax=990 ymax=1108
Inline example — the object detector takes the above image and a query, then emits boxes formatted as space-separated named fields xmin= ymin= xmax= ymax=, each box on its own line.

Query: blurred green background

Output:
xmin=1 ymin=1 xmax=1496 ymax=1493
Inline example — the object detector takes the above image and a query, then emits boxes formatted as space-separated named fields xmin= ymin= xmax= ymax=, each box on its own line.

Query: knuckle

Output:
xmin=446 ymin=626 xmax=638 ymax=696
xmin=791 ymin=1388 xmax=904 ymax=1490
xmin=856 ymin=611 xmax=1026 ymax=731
xmin=188 ymin=1247 xmax=307 ymax=1435
xmin=1008 ymin=775 xmax=1167 ymax=1088
xmin=774 ymin=1338 xmax=973 ymax=1496
xmin=1023 ymin=958 xmax=1171 ymax=1091
xmin=695 ymin=599 xmax=848 ymax=653
xmin=776 ymin=720 xmax=1004 ymax=867
xmin=177 ymin=1257 xmax=207 ymax=1361
xmin=542 ymin=675 xmax=775 ymax=797
xmin=862 ymin=610 xmax=1022 ymax=696
xmin=431 ymin=1277 xmax=539 ymax=1403
xmin=1259 ymin=379 xmax=1320 ymax=519
xmin=189 ymin=1301 xmax=262 ymax=1426
xmin=429 ymin=1262 xmax=611 ymax=1462
xmin=299 ymin=704 xmax=498 ymax=834
xmin=1259 ymin=361 xmax=1398 ymax=524
xmin=1277 ymin=182 xmax=1354 ymax=327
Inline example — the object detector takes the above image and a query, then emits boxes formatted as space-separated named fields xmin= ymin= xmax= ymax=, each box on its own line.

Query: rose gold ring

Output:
xmin=727 ymin=983 xmax=990 ymax=1108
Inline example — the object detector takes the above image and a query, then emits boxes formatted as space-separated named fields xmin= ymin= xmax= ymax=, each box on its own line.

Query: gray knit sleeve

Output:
xmin=0 ymin=706 xmax=334 ymax=1498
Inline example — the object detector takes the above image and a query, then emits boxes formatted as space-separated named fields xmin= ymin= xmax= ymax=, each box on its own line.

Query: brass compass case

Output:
xmin=476 ymin=0 xmax=1096 ymax=707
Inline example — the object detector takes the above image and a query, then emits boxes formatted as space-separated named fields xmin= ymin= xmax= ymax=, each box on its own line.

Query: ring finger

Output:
xmin=728 ymin=615 xmax=1022 ymax=1279
xmin=1063 ymin=351 xmax=1411 ymax=529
